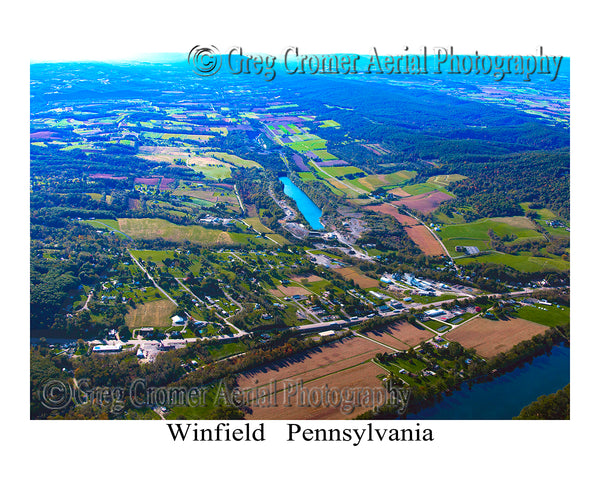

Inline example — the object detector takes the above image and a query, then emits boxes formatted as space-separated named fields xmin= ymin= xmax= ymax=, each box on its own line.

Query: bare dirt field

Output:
xmin=125 ymin=300 xmax=176 ymax=328
xmin=245 ymin=361 xmax=388 ymax=420
xmin=392 ymin=191 xmax=453 ymax=214
xmin=290 ymin=274 xmax=324 ymax=283
xmin=335 ymin=267 xmax=380 ymax=288
xmin=388 ymin=187 xmax=412 ymax=197
xmin=237 ymin=336 xmax=392 ymax=391
xmin=360 ymin=331 xmax=410 ymax=350
xmin=489 ymin=216 xmax=539 ymax=229
xmin=404 ymin=225 xmax=446 ymax=256
xmin=365 ymin=204 xmax=419 ymax=225
xmin=276 ymin=285 xmax=311 ymax=296
xmin=137 ymin=146 xmax=196 ymax=163
xmin=365 ymin=204 xmax=444 ymax=255
xmin=445 ymin=316 xmax=548 ymax=358
xmin=378 ymin=320 xmax=435 ymax=346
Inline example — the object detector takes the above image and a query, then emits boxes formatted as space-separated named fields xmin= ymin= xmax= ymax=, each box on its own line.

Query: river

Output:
xmin=279 ymin=176 xmax=324 ymax=230
xmin=406 ymin=343 xmax=570 ymax=420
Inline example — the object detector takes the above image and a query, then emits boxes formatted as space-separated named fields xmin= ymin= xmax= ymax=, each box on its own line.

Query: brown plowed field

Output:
xmin=245 ymin=361 xmax=388 ymax=420
xmin=404 ymin=225 xmax=446 ymax=256
xmin=335 ymin=267 xmax=380 ymax=288
xmin=445 ymin=316 xmax=548 ymax=358
xmin=392 ymin=191 xmax=453 ymax=214
xmin=367 ymin=320 xmax=435 ymax=347
xmin=365 ymin=203 xmax=444 ymax=255
xmin=290 ymin=275 xmax=324 ymax=283
xmin=276 ymin=286 xmax=311 ymax=296
xmin=388 ymin=187 xmax=412 ymax=197
xmin=365 ymin=204 xmax=418 ymax=225
xmin=359 ymin=332 xmax=409 ymax=350
xmin=237 ymin=336 xmax=392 ymax=391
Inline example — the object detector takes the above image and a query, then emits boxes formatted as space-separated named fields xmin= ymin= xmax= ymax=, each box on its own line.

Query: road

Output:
xmin=75 ymin=290 xmax=94 ymax=312
xmin=233 ymin=184 xmax=245 ymax=215
xmin=110 ymin=251 xmax=562 ymax=359
xmin=128 ymin=250 xmax=179 ymax=306
xmin=174 ymin=277 xmax=247 ymax=335
xmin=89 ymin=220 xmax=133 ymax=240
xmin=310 ymin=161 xmax=366 ymax=196
xmin=393 ymin=206 xmax=454 ymax=261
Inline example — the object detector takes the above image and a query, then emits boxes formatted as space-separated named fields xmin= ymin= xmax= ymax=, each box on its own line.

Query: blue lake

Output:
xmin=406 ymin=344 xmax=570 ymax=420
xmin=279 ymin=176 xmax=324 ymax=230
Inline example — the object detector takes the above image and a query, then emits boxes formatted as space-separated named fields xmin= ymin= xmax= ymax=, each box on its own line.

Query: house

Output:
xmin=136 ymin=348 xmax=144 ymax=359
xmin=171 ymin=315 xmax=186 ymax=326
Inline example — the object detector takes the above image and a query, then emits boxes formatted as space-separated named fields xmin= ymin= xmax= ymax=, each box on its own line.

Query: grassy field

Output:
xmin=312 ymin=150 xmax=338 ymax=160
xmin=520 ymin=202 xmax=570 ymax=237
xmin=206 ymin=341 xmax=249 ymax=360
xmin=194 ymin=164 xmax=232 ymax=180
xmin=205 ymin=151 xmax=262 ymax=169
xmin=411 ymin=293 xmax=457 ymax=304
xmin=288 ymin=139 xmax=328 ymax=152
xmin=319 ymin=165 xmax=365 ymax=177
xmin=440 ymin=217 xmax=545 ymax=257
xmin=83 ymin=219 xmax=129 ymax=239
xmin=298 ymin=172 xmax=317 ymax=181
xmin=375 ymin=356 xmax=426 ymax=375
xmin=129 ymin=249 xmax=174 ymax=265
xmin=427 ymin=174 xmax=467 ymax=187
xmin=402 ymin=181 xmax=454 ymax=196
xmin=118 ymin=218 xmax=234 ymax=245
xmin=421 ymin=319 xmax=450 ymax=332
xmin=245 ymin=217 xmax=273 ymax=233
xmin=125 ymin=299 xmax=176 ymax=328
xmin=434 ymin=211 xmax=466 ymax=225
xmin=319 ymin=120 xmax=341 ymax=128
xmin=457 ymin=251 xmax=569 ymax=272
xmin=514 ymin=304 xmax=570 ymax=327
xmin=343 ymin=170 xmax=416 ymax=193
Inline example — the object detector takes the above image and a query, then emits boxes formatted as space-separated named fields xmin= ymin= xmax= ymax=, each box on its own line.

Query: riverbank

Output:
xmin=406 ymin=343 xmax=570 ymax=420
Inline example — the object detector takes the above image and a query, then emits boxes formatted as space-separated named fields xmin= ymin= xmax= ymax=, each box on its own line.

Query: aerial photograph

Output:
xmin=29 ymin=50 xmax=570 ymax=422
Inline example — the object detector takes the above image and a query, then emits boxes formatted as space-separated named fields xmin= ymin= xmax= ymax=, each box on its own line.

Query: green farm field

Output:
xmin=440 ymin=216 xmax=545 ymax=257
xmin=312 ymin=150 xmax=338 ymax=160
xmin=319 ymin=166 xmax=365 ymax=177
xmin=288 ymin=139 xmax=328 ymax=152
xmin=402 ymin=182 xmax=452 ymax=196
xmin=514 ymin=304 xmax=570 ymax=327
xmin=205 ymin=151 xmax=262 ymax=169
xmin=457 ymin=251 xmax=569 ymax=272
xmin=117 ymin=218 xmax=234 ymax=245
xmin=245 ymin=217 xmax=274 ymax=233
xmin=427 ymin=174 xmax=467 ymax=187
xmin=319 ymin=119 xmax=341 ymax=128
